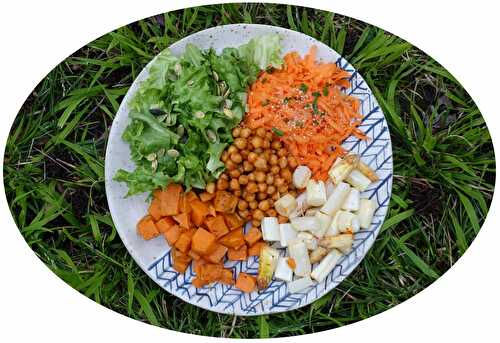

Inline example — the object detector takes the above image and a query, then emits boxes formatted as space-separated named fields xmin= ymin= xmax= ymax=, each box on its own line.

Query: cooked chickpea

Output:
xmin=249 ymin=200 xmax=258 ymax=210
xmin=238 ymin=174 xmax=249 ymax=185
xmin=255 ymin=171 xmax=266 ymax=183
xmin=257 ymin=183 xmax=267 ymax=193
xmin=240 ymin=150 xmax=249 ymax=158
xmin=243 ymin=161 xmax=254 ymax=172
xmin=239 ymin=209 xmax=250 ymax=219
xmin=217 ymin=178 xmax=229 ymax=190
xmin=265 ymin=132 xmax=273 ymax=141
xmin=278 ymin=215 xmax=288 ymax=224
xmin=268 ymin=154 xmax=278 ymax=166
xmin=247 ymin=152 xmax=258 ymax=163
xmin=256 ymin=127 xmax=267 ymax=138
xmin=252 ymin=219 xmax=261 ymax=227
xmin=251 ymin=136 xmax=263 ymax=149
xmin=237 ymin=199 xmax=248 ymax=211
xmin=277 ymin=148 xmax=287 ymax=157
xmin=257 ymin=192 xmax=267 ymax=201
xmin=266 ymin=185 xmax=276 ymax=195
xmin=288 ymin=156 xmax=298 ymax=169
xmin=253 ymin=209 xmax=265 ymax=220
xmin=241 ymin=127 xmax=252 ymax=138
xmin=280 ymin=168 xmax=292 ymax=181
xmin=254 ymin=147 xmax=263 ymax=154
xmin=229 ymin=169 xmax=241 ymax=178
xmin=271 ymin=141 xmax=282 ymax=150
xmin=248 ymin=172 xmax=256 ymax=181
xmin=254 ymin=157 xmax=267 ymax=170
xmin=266 ymin=174 xmax=274 ymax=185
xmin=230 ymin=179 xmax=240 ymax=190
xmin=225 ymin=160 xmax=236 ymax=171
xmin=233 ymin=189 xmax=242 ymax=197
xmin=258 ymin=200 xmax=270 ymax=211
xmin=278 ymin=184 xmax=288 ymax=194
xmin=271 ymin=165 xmax=280 ymax=175
xmin=272 ymin=192 xmax=280 ymax=201
xmin=262 ymin=140 xmax=271 ymax=149
xmin=232 ymin=127 xmax=241 ymax=138
xmin=234 ymin=137 xmax=247 ymax=150
xmin=278 ymin=156 xmax=288 ymax=169
xmin=244 ymin=192 xmax=256 ymax=202
xmin=266 ymin=209 xmax=278 ymax=217
xmin=275 ymin=177 xmax=285 ymax=187
xmin=227 ymin=145 xmax=238 ymax=155
xmin=221 ymin=151 xmax=229 ymax=162
xmin=230 ymin=152 xmax=242 ymax=164
xmin=246 ymin=182 xmax=258 ymax=193
xmin=206 ymin=182 xmax=215 ymax=194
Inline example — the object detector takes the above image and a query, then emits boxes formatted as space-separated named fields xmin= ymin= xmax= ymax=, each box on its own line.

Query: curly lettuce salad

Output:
xmin=114 ymin=34 xmax=283 ymax=195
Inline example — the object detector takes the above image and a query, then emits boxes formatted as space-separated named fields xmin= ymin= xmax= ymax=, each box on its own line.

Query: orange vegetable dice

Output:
xmin=192 ymin=277 xmax=208 ymax=288
xmin=160 ymin=183 xmax=183 ymax=216
xmin=224 ymin=213 xmax=245 ymax=230
xmin=206 ymin=244 xmax=228 ymax=264
xmin=199 ymin=191 xmax=215 ymax=202
xmin=193 ymin=258 xmax=208 ymax=275
xmin=173 ymin=212 xmax=190 ymax=229
xmin=248 ymin=242 xmax=267 ymax=256
xmin=148 ymin=197 xmax=163 ymax=221
xmin=190 ymin=200 xmax=210 ymax=227
xmin=219 ymin=228 xmax=245 ymax=249
xmin=174 ymin=232 xmax=192 ymax=253
xmin=205 ymin=215 xmax=229 ymax=239
xmin=185 ymin=191 xmax=199 ymax=203
xmin=171 ymin=248 xmax=192 ymax=273
xmin=227 ymin=245 xmax=247 ymax=261
xmin=191 ymin=228 xmax=217 ymax=255
xmin=220 ymin=269 xmax=234 ymax=285
xmin=208 ymin=204 xmax=217 ymax=217
xmin=178 ymin=193 xmax=191 ymax=214
xmin=199 ymin=263 xmax=223 ymax=282
xmin=188 ymin=250 xmax=202 ymax=261
xmin=235 ymin=272 xmax=256 ymax=293
xmin=156 ymin=217 xmax=176 ymax=234
xmin=244 ymin=227 xmax=262 ymax=246
xmin=214 ymin=191 xmax=238 ymax=213
xmin=164 ymin=224 xmax=181 ymax=245
xmin=137 ymin=215 xmax=160 ymax=240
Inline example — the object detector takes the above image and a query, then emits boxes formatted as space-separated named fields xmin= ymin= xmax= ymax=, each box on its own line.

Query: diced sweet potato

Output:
xmin=193 ymin=258 xmax=208 ymax=275
xmin=156 ymin=217 xmax=176 ymax=234
xmin=178 ymin=193 xmax=191 ymax=214
xmin=160 ymin=183 xmax=183 ymax=216
xmin=173 ymin=212 xmax=190 ymax=229
xmin=218 ymin=228 xmax=245 ymax=249
xmin=199 ymin=263 xmax=224 ymax=282
xmin=171 ymin=248 xmax=192 ymax=273
xmin=164 ymin=224 xmax=181 ymax=245
xmin=220 ymin=269 xmax=234 ymax=285
xmin=205 ymin=215 xmax=229 ymax=239
xmin=227 ymin=245 xmax=247 ymax=261
xmin=190 ymin=200 xmax=210 ymax=227
xmin=244 ymin=227 xmax=262 ymax=246
xmin=185 ymin=191 xmax=199 ymax=203
xmin=191 ymin=228 xmax=217 ymax=255
xmin=214 ymin=191 xmax=238 ymax=213
xmin=248 ymin=241 xmax=267 ymax=256
xmin=235 ymin=272 xmax=256 ymax=293
xmin=137 ymin=215 xmax=160 ymax=240
xmin=192 ymin=277 xmax=208 ymax=288
xmin=174 ymin=232 xmax=192 ymax=253
xmin=199 ymin=191 xmax=215 ymax=202
xmin=206 ymin=244 xmax=228 ymax=264
xmin=188 ymin=250 xmax=202 ymax=261
xmin=208 ymin=204 xmax=217 ymax=217
xmin=148 ymin=198 xmax=163 ymax=221
xmin=224 ymin=213 xmax=245 ymax=230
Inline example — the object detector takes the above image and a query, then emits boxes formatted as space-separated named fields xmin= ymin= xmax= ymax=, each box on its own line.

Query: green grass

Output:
xmin=3 ymin=3 xmax=495 ymax=338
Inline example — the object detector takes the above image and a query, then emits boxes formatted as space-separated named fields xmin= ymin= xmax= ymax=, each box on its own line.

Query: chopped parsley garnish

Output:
xmin=283 ymin=97 xmax=291 ymax=104
xmin=299 ymin=83 xmax=308 ymax=93
xmin=322 ymin=86 xmax=329 ymax=96
xmin=312 ymin=119 xmax=320 ymax=126
xmin=312 ymin=92 xmax=321 ymax=114
xmin=272 ymin=127 xmax=284 ymax=136
xmin=312 ymin=91 xmax=321 ymax=97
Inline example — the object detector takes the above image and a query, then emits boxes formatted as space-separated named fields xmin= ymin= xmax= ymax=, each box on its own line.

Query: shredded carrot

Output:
xmin=244 ymin=46 xmax=366 ymax=179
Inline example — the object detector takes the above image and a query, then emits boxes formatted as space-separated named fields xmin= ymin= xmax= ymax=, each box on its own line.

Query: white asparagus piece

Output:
xmin=336 ymin=211 xmax=360 ymax=233
xmin=358 ymin=198 xmax=377 ymax=229
xmin=257 ymin=246 xmax=280 ymax=289
xmin=311 ymin=249 xmax=342 ymax=282
xmin=274 ymin=194 xmax=297 ymax=217
xmin=288 ymin=276 xmax=314 ymax=293
xmin=288 ymin=192 xmax=309 ymax=219
xmin=288 ymin=241 xmax=311 ymax=277
xmin=279 ymin=223 xmax=297 ymax=248
xmin=319 ymin=233 xmax=354 ymax=250
xmin=296 ymin=232 xmax=318 ymax=251
xmin=357 ymin=161 xmax=379 ymax=182
xmin=346 ymin=169 xmax=372 ymax=192
xmin=305 ymin=208 xmax=320 ymax=216
xmin=320 ymin=182 xmax=351 ymax=216
xmin=290 ymin=216 xmax=320 ymax=234
xmin=261 ymin=217 xmax=280 ymax=241
xmin=274 ymin=256 xmax=294 ymax=282
xmin=325 ymin=211 xmax=342 ymax=236
xmin=328 ymin=155 xmax=359 ymax=185
xmin=309 ymin=246 xmax=329 ymax=264
xmin=314 ymin=211 xmax=332 ymax=238
xmin=325 ymin=181 xmax=335 ymax=198
xmin=342 ymin=188 xmax=360 ymax=212
xmin=293 ymin=165 xmax=312 ymax=189
xmin=306 ymin=180 xmax=327 ymax=207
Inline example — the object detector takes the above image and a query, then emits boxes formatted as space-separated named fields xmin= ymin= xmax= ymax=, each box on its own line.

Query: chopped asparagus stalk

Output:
xmin=325 ymin=181 xmax=335 ymax=198
xmin=274 ymin=256 xmax=293 ymax=282
xmin=357 ymin=160 xmax=379 ymax=182
xmin=319 ymin=233 xmax=354 ymax=250
xmin=288 ymin=276 xmax=314 ymax=293
xmin=257 ymin=245 xmax=280 ymax=289
xmin=311 ymin=249 xmax=342 ymax=282
xmin=288 ymin=240 xmax=311 ymax=277
xmin=279 ymin=223 xmax=297 ymax=247
xmin=306 ymin=179 xmax=327 ymax=207
xmin=288 ymin=192 xmax=309 ymax=219
xmin=309 ymin=246 xmax=329 ymax=264
xmin=290 ymin=216 xmax=320 ymax=234
xmin=274 ymin=194 xmax=298 ymax=217
xmin=328 ymin=155 xmax=359 ymax=185
xmin=320 ymin=182 xmax=350 ymax=216
xmin=342 ymin=188 xmax=360 ymax=212
xmin=314 ymin=211 xmax=332 ymax=238
xmin=357 ymin=198 xmax=377 ymax=229
xmin=293 ymin=165 xmax=312 ymax=189
xmin=346 ymin=169 xmax=371 ymax=192
xmin=296 ymin=232 xmax=318 ymax=251
xmin=336 ymin=210 xmax=360 ymax=233
xmin=262 ymin=217 xmax=280 ymax=241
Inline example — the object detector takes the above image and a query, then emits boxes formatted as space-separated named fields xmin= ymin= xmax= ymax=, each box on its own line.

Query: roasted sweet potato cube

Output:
xmin=205 ymin=215 xmax=229 ymax=239
xmin=173 ymin=212 xmax=191 ymax=229
xmin=199 ymin=191 xmax=215 ymax=202
xmin=171 ymin=248 xmax=192 ymax=273
xmin=156 ymin=217 xmax=176 ymax=234
xmin=137 ymin=215 xmax=160 ymax=240
xmin=244 ymin=227 xmax=263 ymax=246
xmin=219 ymin=228 xmax=245 ymax=249
xmin=208 ymin=204 xmax=217 ymax=217
xmin=214 ymin=191 xmax=238 ymax=213
xmin=235 ymin=272 xmax=256 ymax=293
xmin=206 ymin=244 xmax=228 ymax=264
xmin=174 ymin=232 xmax=192 ymax=253
xmin=192 ymin=277 xmax=208 ymax=288
xmin=160 ymin=183 xmax=183 ymax=216
xmin=199 ymin=263 xmax=224 ymax=282
xmin=220 ymin=269 xmax=234 ymax=285
xmin=191 ymin=228 xmax=217 ymax=255
xmin=227 ymin=245 xmax=247 ymax=261
xmin=148 ymin=198 xmax=163 ymax=221
xmin=248 ymin=241 xmax=267 ymax=256
xmin=190 ymin=200 xmax=210 ymax=227
xmin=164 ymin=224 xmax=181 ymax=245
xmin=193 ymin=258 xmax=208 ymax=275
xmin=178 ymin=193 xmax=192 ymax=214
xmin=225 ymin=213 xmax=245 ymax=230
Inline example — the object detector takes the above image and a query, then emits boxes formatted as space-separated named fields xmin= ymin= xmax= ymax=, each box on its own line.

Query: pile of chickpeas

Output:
xmin=208 ymin=126 xmax=299 ymax=228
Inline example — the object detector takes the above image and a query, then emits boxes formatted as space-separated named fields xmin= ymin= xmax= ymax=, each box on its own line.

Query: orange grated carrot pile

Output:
xmin=244 ymin=46 xmax=366 ymax=180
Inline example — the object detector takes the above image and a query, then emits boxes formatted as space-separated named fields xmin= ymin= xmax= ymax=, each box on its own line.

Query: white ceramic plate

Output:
xmin=105 ymin=24 xmax=393 ymax=315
